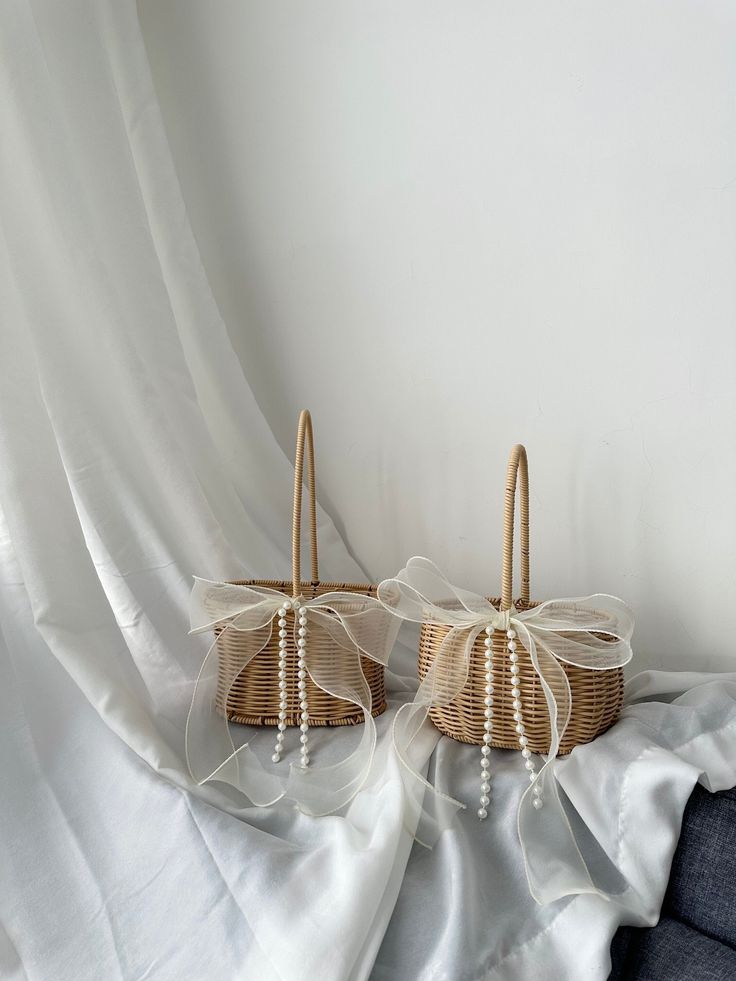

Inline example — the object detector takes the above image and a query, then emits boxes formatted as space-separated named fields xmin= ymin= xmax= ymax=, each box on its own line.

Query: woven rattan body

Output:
xmin=418 ymin=607 xmax=623 ymax=754
xmin=215 ymin=579 xmax=386 ymax=726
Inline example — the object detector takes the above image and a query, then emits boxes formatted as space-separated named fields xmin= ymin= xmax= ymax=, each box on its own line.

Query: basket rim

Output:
xmin=225 ymin=577 xmax=377 ymax=592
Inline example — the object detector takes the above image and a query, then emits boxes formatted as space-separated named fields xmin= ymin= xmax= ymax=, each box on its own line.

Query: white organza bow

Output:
xmin=377 ymin=557 xmax=634 ymax=903
xmin=186 ymin=578 xmax=400 ymax=815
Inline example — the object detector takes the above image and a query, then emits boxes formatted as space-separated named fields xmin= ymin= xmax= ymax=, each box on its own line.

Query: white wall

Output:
xmin=140 ymin=0 xmax=736 ymax=672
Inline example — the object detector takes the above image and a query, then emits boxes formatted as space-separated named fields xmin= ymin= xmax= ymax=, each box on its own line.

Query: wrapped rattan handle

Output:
xmin=500 ymin=444 xmax=530 ymax=612
xmin=292 ymin=409 xmax=319 ymax=596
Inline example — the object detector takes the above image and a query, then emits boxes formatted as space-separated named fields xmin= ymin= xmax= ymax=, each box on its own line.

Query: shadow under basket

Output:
xmin=215 ymin=579 xmax=387 ymax=727
xmin=418 ymin=599 xmax=625 ymax=756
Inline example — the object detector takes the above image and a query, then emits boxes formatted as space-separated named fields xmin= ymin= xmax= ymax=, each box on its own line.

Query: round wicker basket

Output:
xmin=417 ymin=445 xmax=624 ymax=755
xmin=215 ymin=410 xmax=386 ymax=727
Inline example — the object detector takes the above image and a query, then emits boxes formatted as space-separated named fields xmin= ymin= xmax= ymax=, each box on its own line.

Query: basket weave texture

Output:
xmin=417 ymin=445 xmax=624 ymax=755
xmin=214 ymin=411 xmax=386 ymax=727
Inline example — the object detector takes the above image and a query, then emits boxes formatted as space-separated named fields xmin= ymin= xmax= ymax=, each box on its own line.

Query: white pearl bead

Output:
xmin=297 ymin=680 xmax=306 ymax=691
xmin=279 ymin=629 xmax=288 ymax=639
xmin=515 ymin=722 xmax=525 ymax=734
xmin=507 ymin=640 xmax=517 ymax=652
xmin=485 ymin=626 xmax=492 ymax=636
xmin=300 ymin=734 xmax=308 ymax=744
xmin=300 ymin=723 xmax=309 ymax=733
xmin=484 ymin=685 xmax=493 ymax=695
xmin=301 ymin=711 xmax=309 ymax=722
xmin=278 ymin=639 xmax=288 ymax=650
xmin=483 ymin=720 xmax=492 ymax=731
xmin=513 ymin=699 xmax=522 ymax=710
xmin=278 ymin=670 xmax=286 ymax=681
xmin=533 ymin=798 xmax=543 ymax=810
xmin=278 ymin=680 xmax=287 ymax=690
xmin=298 ymin=627 xmax=307 ymax=638
xmin=510 ymin=665 xmax=520 ymax=676
xmin=480 ymin=794 xmax=490 ymax=807
xmin=278 ymin=608 xmax=286 ymax=618
xmin=507 ymin=628 xmax=516 ymax=639
xmin=524 ymin=759 xmax=534 ymax=771
xmin=521 ymin=748 xmax=531 ymax=759
xmin=533 ymin=784 xmax=543 ymax=796
xmin=278 ymin=722 xmax=286 ymax=732
xmin=483 ymin=636 xmax=492 ymax=647
xmin=272 ymin=753 xmax=281 ymax=763
xmin=484 ymin=695 xmax=493 ymax=707
xmin=481 ymin=781 xmax=490 ymax=793
xmin=279 ymin=711 xmax=287 ymax=721
xmin=300 ymin=757 xmax=310 ymax=767
xmin=478 ymin=807 xmax=488 ymax=819
xmin=519 ymin=735 xmax=528 ymax=746
xmin=484 ymin=672 xmax=493 ymax=684
xmin=509 ymin=652 xmax=519 ymax=663
xmin=513 ymin=712 xmax=523 ymax=722
xmin=297 ymin=638 xmax=306 ymax=649
xmin=483 ymin=732 xmax=492 ymax=744
xmin=283 ymin=601 xmax=292 ymax=610
xmin=297 ymin=669 xmax=307 ymax=680
xmin=300 ymin=700 xmax=308 ymax=710
xmin=481 ymin=746 xmax=490 ymax=757
xmin=481 ymin=760 xmax=490 ymax=772
xmin=278 ymin=618 xmax=287 ymax=628
xmin=528 ymin=772 xmax=537 ymax=782
xmin=511 ymin=687 xmax=520 ymax=697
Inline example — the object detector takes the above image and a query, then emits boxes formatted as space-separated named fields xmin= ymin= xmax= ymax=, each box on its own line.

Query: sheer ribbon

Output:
xmin=377 ymin=557 xmax=634 ymax=903
xmin=186 ymin=578 xmax=400 ymax=815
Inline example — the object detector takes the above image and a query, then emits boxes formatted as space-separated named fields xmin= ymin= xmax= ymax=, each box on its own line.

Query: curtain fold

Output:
xmin=0 ymin=0 xmax=365 ymax=800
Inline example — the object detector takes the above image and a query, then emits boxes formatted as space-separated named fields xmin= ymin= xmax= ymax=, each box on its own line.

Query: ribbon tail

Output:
xmin=185 ymin=621 xmax=284 ymax=807
xmin=516 ymin=625 xmax=630 ymax=904
xmin=285 ymin=612 xmax=379 ymax=814
xmin=390 ymin=624 xmax=487 ymax=846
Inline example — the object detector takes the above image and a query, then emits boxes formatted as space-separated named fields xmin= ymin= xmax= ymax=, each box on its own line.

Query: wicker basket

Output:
xmin=214 ymin=409 xmax=386 ymax=727
xmin=417 ymin=445 xmax=624 ymax=755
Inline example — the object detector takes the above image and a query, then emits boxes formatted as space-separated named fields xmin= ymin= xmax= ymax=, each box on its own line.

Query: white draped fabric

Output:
xmin=2 ymin=3 xmax=736 ymax=981
xmin=0 ymin=2 xmax=423 ymax=978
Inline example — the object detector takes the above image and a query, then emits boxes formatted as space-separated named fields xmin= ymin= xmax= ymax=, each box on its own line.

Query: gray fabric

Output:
xmin=665 ymin=786 xmax=736 ymax=946
xmin=612 ymin=917 xmax=736 ymax=980
xmin=610 ymin=786 xmax=736 ymax=979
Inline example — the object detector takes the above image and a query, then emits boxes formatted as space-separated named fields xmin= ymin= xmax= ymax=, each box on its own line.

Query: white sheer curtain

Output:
xmin=0 ymin=3 xmax=415 ymax=980
xmin=0 ymin=0 xmax=363 ymax=792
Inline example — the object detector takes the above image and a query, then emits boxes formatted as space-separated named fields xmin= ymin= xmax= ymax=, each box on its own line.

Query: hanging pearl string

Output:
xmin=272 ymin=598 xmax=310 ymax=767
xmin=296 ymin=604 xmax=310 ymax=768
xmin=272 ymin=600 xmax=290 ymax=763
xmin=508 ymin=626 xmax=543 ymax=811
xmin=478 ymin=625 xmax=494 ymax=819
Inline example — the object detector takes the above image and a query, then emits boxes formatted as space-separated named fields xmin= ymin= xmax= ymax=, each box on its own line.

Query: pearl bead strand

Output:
xmin=271 ymin=598 xmax=310 ymax=767
xmin=507 ymin=627 xmax=543 ymax=810
xmin=296 ymin=604 xmax=310 ymax=768
xmin=272 ymin=600 xmax=292 ymax=763
xmin=478 ymin=625 xmax=494 ymax=819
